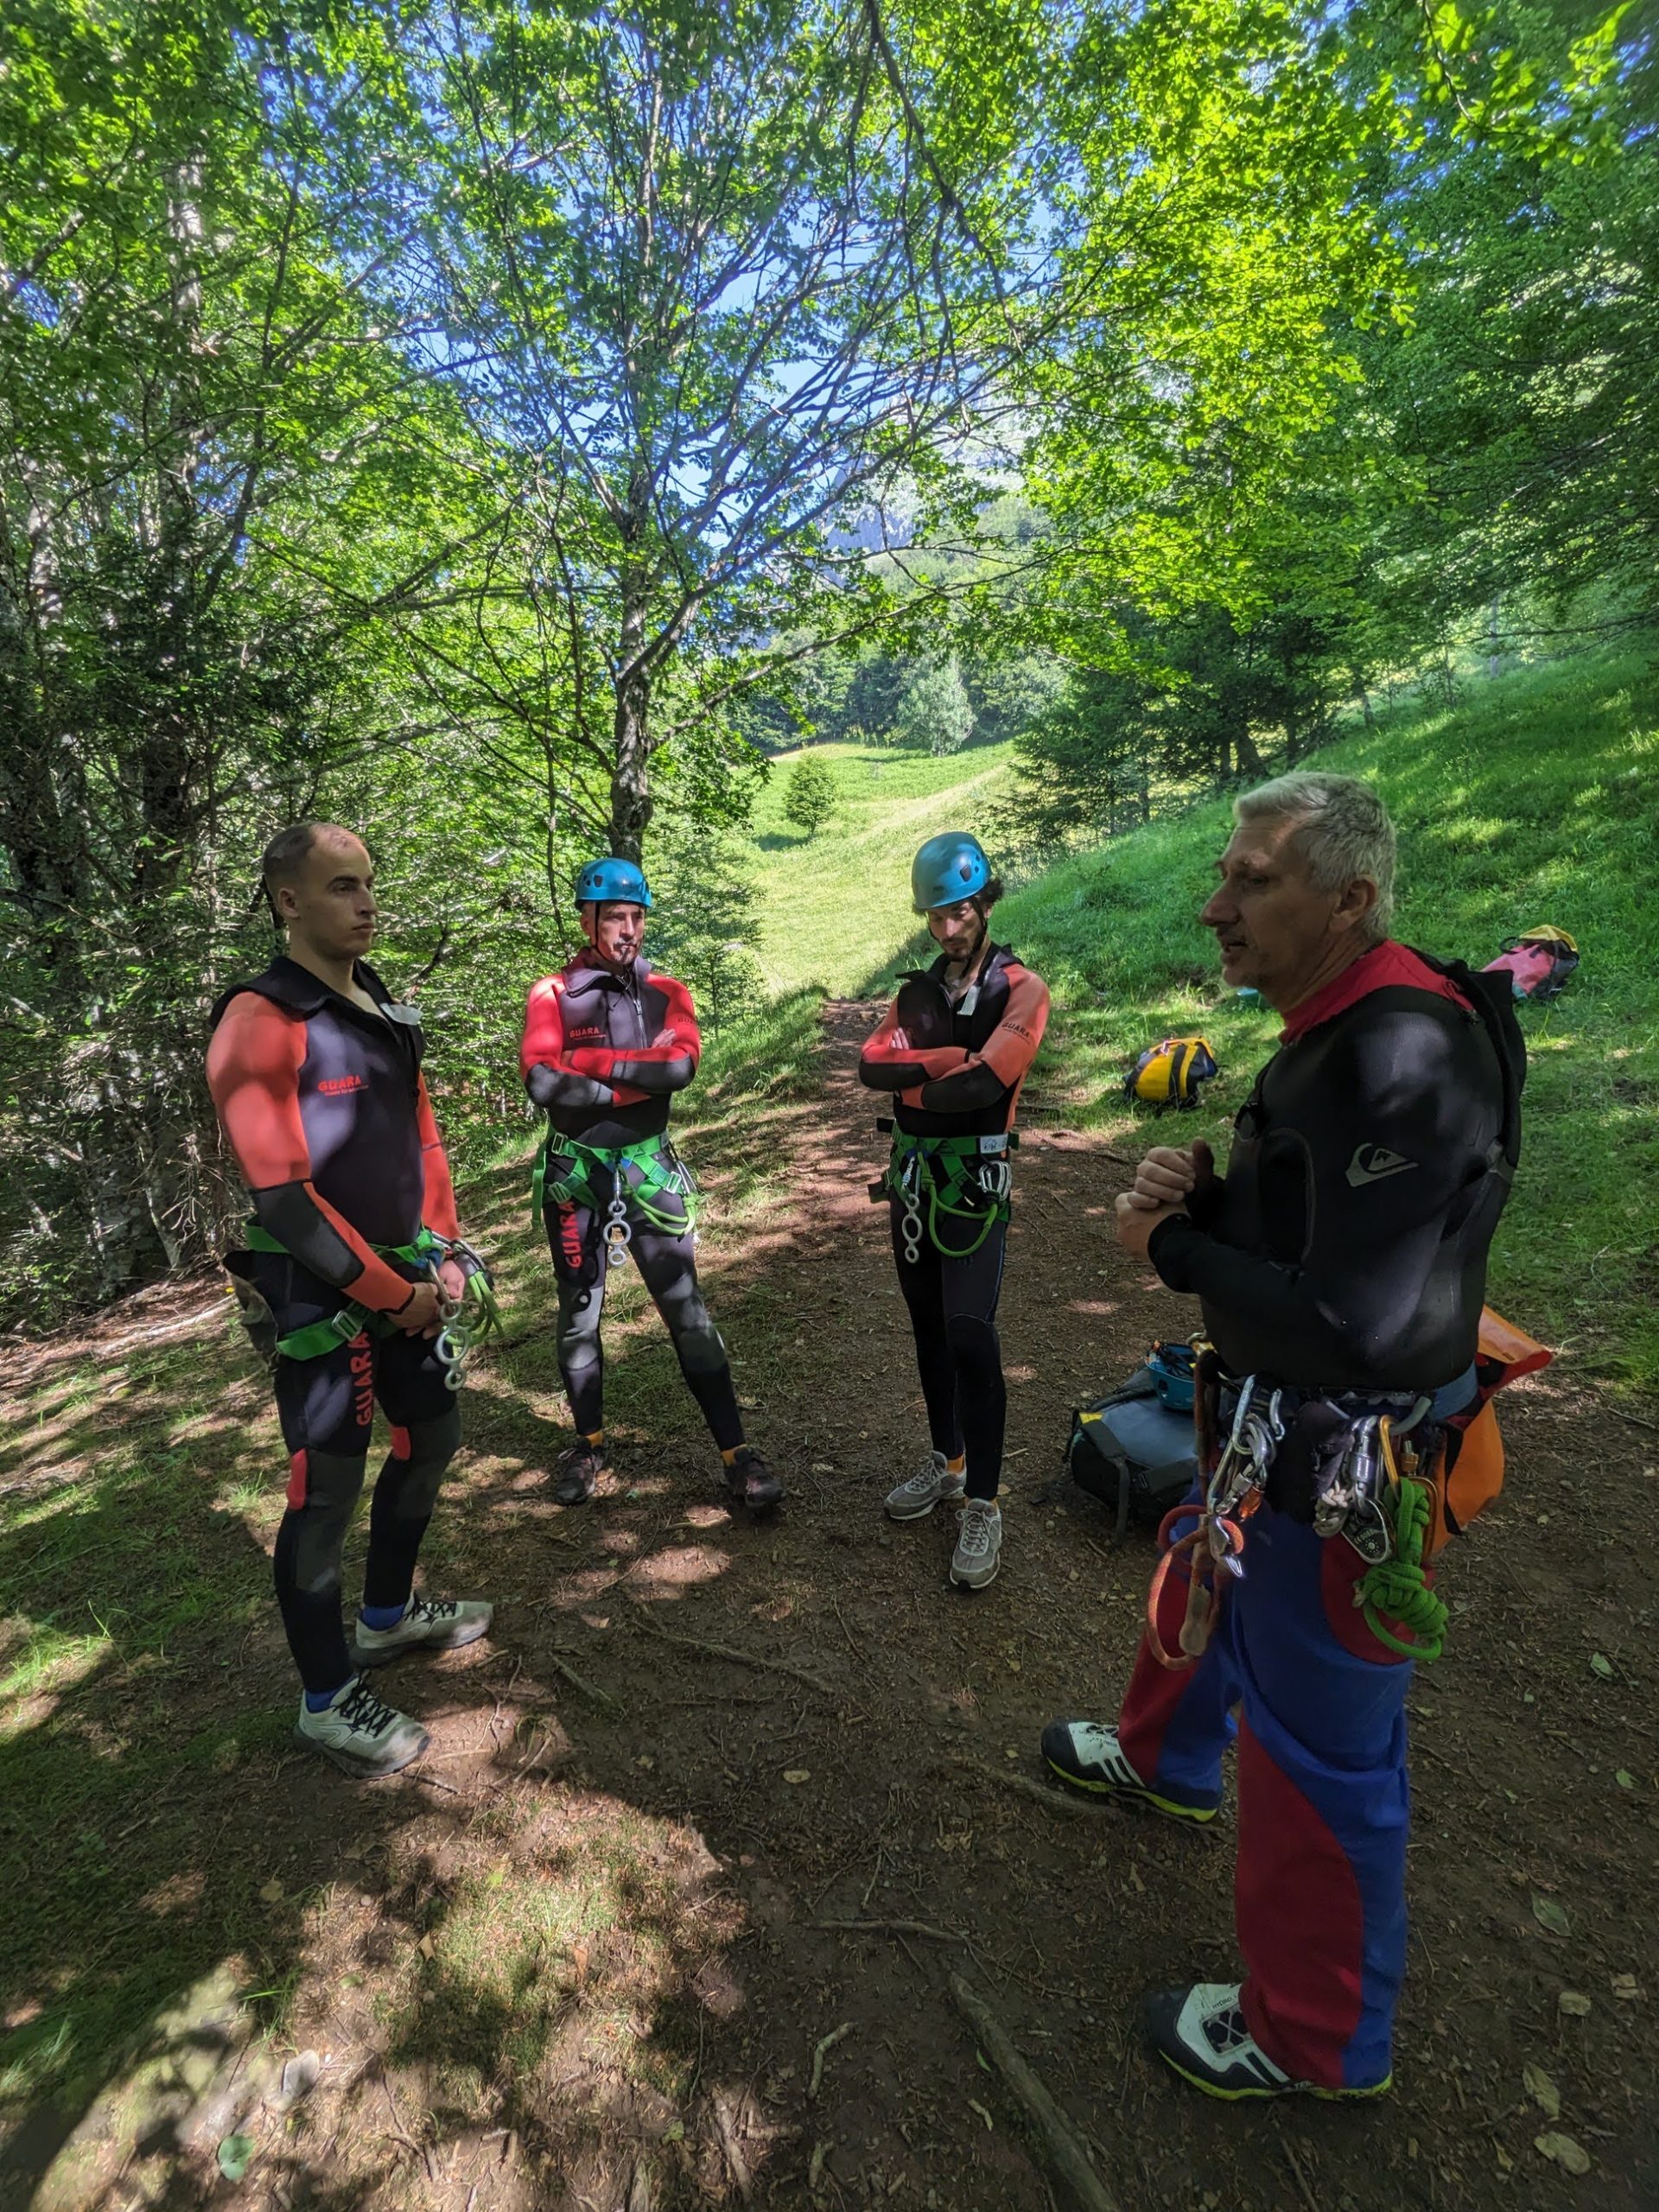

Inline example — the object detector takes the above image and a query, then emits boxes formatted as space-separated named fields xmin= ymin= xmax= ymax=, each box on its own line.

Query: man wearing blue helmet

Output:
xmin=519 ymin=859 xmax=783 ymax=1513
xmin=860 ymin=833 xmax=1049 ymax=1590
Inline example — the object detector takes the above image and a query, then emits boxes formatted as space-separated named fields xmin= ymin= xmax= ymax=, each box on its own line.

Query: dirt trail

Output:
xmin=8 ymin=1001 xmax=1659 ymax=2211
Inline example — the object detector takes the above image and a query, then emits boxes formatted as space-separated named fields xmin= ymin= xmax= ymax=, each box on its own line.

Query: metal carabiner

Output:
xmin=897 ymin=1150 xmax=925 ymax=1264
xmin=604 ymin=1188 xmax=633 ymax=1269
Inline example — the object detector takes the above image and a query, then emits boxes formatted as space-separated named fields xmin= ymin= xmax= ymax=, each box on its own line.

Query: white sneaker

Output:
xmin=1039 ymin=1720 xmax=1218 ymax=1823
xmin=295 ymin=1676 xmax=429 ymax=1778
xmin=885 ymin=1450 xmax=967 ymax=1521
xmin=950 ymin=1498 xmax=1002 ymax=1589
xmin=351 ymin=1594 xmax=493 ymax=1669
xmin=1145 ymin=1981 xmax=1392 ymax=2101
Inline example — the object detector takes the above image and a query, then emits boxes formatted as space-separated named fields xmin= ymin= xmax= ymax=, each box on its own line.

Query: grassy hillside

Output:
xmin=745 ymin=739 xmax=1013 ymax=993
xmin=747 ymin=652 xmax=1658 ymax=1392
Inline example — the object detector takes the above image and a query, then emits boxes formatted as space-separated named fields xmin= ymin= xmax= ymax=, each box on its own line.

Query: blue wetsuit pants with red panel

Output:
xmin=1116 ymin=1497 xmax=1412 ymax=2089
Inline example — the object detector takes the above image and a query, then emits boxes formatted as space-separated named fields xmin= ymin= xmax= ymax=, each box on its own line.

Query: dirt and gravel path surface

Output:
xmin=6 ymin=1001 xmax=1658 ymax=2211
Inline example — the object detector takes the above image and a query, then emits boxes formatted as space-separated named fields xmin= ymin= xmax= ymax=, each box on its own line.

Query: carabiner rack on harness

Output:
xmin=426 ymin=1236 xmax=501 ymax=1392
xmin=1147 ymin=1371 xmax=1282 ymax=1669
xmin=896 ymin=1149 xmax=925 ymax=1266
xmin=1203 ymin=1375 xmax=1284 ymax=1557
xmin=604 ymin=1188 xmax=633 ymax=1269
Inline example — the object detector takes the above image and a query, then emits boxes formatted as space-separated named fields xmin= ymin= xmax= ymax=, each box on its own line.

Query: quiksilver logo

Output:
xmin=1346 ymin=1142 xmax=1418 ymax=1188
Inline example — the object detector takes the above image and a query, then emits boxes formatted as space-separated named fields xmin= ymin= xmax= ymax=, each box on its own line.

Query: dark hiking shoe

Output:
xmin=295 ymin=1675 xmax=429 ymax=1779
xmin=1040 ymin=1720 xmax=1218 ymax=1824
xmin=1145 ymin=1983 xmax=1391 ymax=2101
xmin=553 ymin=1439 xmax=608 ymax=1504
xmin=725 ymin=1446 xmax=785 ymax=1514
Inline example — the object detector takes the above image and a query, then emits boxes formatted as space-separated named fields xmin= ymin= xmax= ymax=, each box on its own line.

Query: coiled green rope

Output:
xmin=1357 ymin=1479 xmax=1449 ymax=1662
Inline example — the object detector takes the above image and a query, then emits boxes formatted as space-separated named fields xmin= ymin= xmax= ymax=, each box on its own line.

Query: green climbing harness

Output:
xmin=241 ymin=1222 xmax=447 ymax=1359
xmin=874 ymin=1128 xmax=1014 ymax=1263
xmin=1356 ymin=1474 xmax=1449 ymax=1663
xmin=237 ymin=1221 xmax=500 ymax=1387
xmin=531 ymin=1128 xmax=700 ymax=1264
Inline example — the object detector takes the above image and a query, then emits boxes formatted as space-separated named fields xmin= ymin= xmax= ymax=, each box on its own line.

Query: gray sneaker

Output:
xmin=351 ymin=1594 xmax=493 ymax=1670
xmin=950 ymin=1498 xmax=1002 ymax=1590
xmin=295 ymin=1675 xmax=429 ymax=1778
xmin=885 ymin=1450 xmax=967 ymax=1522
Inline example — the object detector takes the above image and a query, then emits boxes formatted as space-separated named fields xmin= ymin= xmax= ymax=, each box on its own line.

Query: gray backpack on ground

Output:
xmin=1065 ymin=1356 xmax=1199 ymax=1538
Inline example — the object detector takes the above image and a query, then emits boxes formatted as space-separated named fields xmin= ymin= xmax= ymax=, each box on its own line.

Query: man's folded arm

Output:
xmin=206 ymin=995 xmax=415 ymax=1312
xmin=520 ymin=976 xmax=628 ymax=1110
xmin=859 ymin=1001 xmax=972 ymax=1092
xmin=908 ymin=969 xmax=1050 ymax=1113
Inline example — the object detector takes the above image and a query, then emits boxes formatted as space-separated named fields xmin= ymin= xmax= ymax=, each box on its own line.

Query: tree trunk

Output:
xmin=1230 ymin=721 xmax=1267 ymax=780
xmin=1351 ymin=668 xmax=1377 ymax=730
xmin=609 ymin=657 xmax=654 ymax=860
xmin=1486 ymin=595 xmax=1502 ymax=680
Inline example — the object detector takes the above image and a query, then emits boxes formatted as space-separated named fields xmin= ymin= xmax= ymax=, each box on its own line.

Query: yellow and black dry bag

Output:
xmin=1123 ymin=1035 xmax=1218 ymax=1112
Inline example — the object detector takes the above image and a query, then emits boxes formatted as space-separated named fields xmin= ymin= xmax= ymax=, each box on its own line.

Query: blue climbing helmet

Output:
xmin=912 ymin=832 xmax=992 ymax=913
xmin=574 ymin=856 xmax=652 ymax=911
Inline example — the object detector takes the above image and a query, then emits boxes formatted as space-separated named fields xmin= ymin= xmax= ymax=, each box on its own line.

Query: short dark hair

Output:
xmin=262 ymin=821 xmax=323 ymax=895
xmin=974 ymin=877 xmax=1005 ymax=914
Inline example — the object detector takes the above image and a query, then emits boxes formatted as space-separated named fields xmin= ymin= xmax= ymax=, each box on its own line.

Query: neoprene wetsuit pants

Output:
xmin=1115 ymin=1489 xmax=1412 ymax=2090
xmin=248 ymin=1252 xmax=461 ymax=1697
xmin=543 ymin=1154 xmax=743 ymax=1451
xmin=888 ymin=1199 xmax=1007 ymax=1501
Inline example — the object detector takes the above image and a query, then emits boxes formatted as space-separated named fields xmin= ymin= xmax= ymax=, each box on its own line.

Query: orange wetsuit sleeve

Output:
xmin=521 ymin=974 xmax=650 ymax=1109
xmin=897 ymin=965 xmax=1050 ymax=1116
xmin=206 ymin=993 xmax=415 ymax=1312
xmin=858 ymin=999 xmax=975 ymax=1090
xmin=416 ymin=1072 xmax=461 ymax=1241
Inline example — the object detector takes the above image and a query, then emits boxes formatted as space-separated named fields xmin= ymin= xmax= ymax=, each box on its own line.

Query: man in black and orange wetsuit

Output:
xmin=519 ymin=857 xmax=783 ymax=1515
xmin=860 ymin=833 xmax=1049 ymax=1592
xmin=207 ymin=822 xmax=492 ymax=1778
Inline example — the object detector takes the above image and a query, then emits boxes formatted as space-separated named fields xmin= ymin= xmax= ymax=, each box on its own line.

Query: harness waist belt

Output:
xmin=875 ymin=1130 xmax=1014 ymax=1260
xmin=239 ymin=1221 xmax=443 ymax=1359
xmin=531 ymin=1128 xmax=699 ymax=1233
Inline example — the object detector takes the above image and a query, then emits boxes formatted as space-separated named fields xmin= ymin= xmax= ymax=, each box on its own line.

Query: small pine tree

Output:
xmin=784 ymin=751 xmax=839 ymax=837
xmin=893 ymin=654 xmax=975 ymax=755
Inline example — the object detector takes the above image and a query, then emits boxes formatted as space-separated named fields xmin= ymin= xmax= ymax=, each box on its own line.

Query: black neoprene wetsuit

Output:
xmin=519 ymin=954 xmax=743 ymax=1450
xmin=1147 ymin=946 xmax=1524 ymax=1394
xmin=206 ymin=957 xmax=464 ymax=1694
xmin=860 ymin=944 xmax=1051 ymax=1501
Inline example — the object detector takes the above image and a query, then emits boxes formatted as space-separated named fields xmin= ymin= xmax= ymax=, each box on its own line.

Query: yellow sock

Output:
xmin=945 ymin=1454 xmax=966 ymax=1476
xmin=584 ymin=1430 xmax=604 ymax=1446
xmin=721 ymin=1446 xmax=741 ymax=1465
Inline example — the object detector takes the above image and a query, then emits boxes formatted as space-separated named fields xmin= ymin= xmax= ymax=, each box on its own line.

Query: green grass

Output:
xmin=988 ymin=648 xmax=1658 ymax=1392
xmin=746 ymin=739 xmax=1014 ymax=993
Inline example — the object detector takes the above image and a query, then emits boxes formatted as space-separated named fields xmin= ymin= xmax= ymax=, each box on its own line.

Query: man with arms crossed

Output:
xmin=521 ymin=858 xmax=783 ymax=1513
xmin=1043 ymin=774 xmax=1523 ymax=2100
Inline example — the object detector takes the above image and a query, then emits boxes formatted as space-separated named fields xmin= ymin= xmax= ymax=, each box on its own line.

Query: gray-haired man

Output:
xmin=1042 ymin=774 xmax=1524 ymax=2102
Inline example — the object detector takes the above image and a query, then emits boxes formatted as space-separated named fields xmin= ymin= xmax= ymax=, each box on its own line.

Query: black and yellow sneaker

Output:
xmin=553 ymin=1438 xmax=608 ymax=1505
xmin=725 ymin=1446 xmax=785 ymax=1515
xmin=1039 ymin=1720 xmax=1219 ymax=1823
xmin=1146 ymin=1982 xmax=1392 ymax=2101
